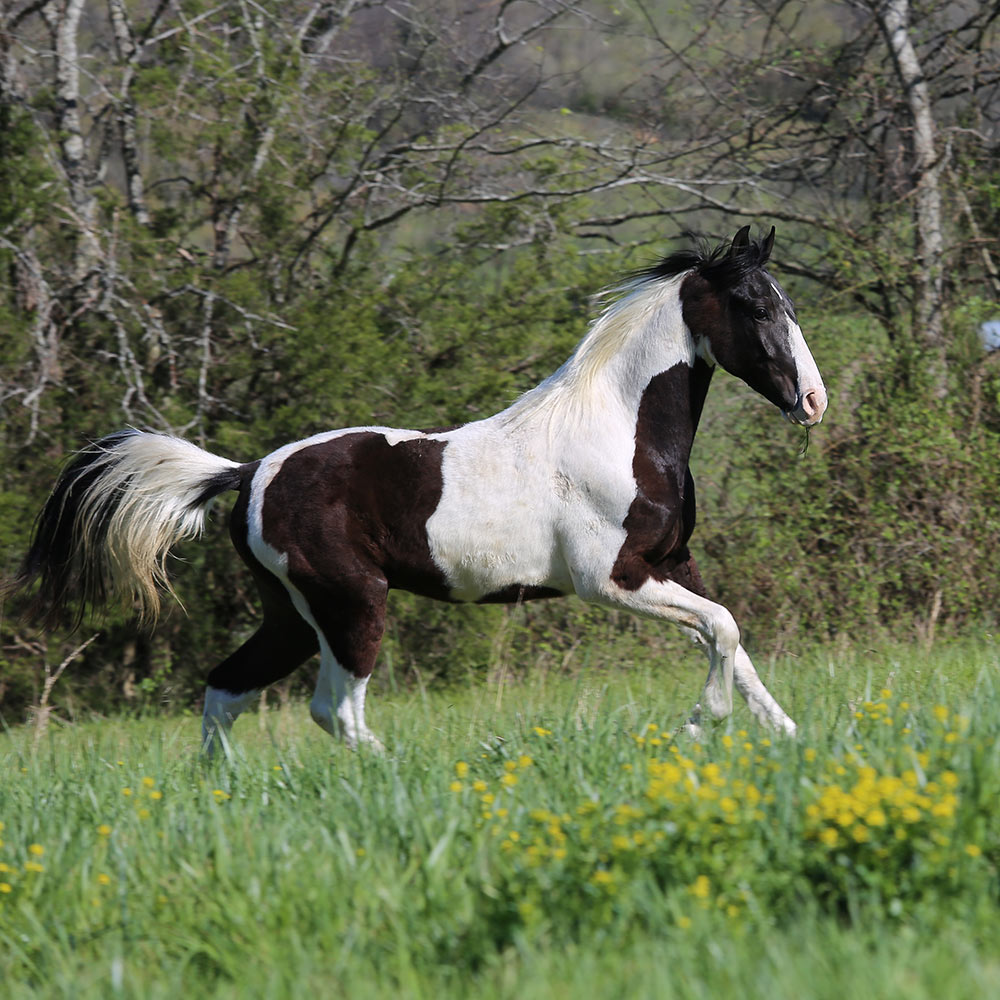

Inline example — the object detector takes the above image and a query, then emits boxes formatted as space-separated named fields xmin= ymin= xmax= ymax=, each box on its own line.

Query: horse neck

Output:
xmin=630 ymin=356 xmax=715 ymax=478
xmin=499 ymin=275 xmax=709 ymax=452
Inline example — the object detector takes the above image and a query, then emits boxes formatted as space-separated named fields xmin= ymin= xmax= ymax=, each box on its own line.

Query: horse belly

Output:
xmin=425 ymin=432 xmax=571 ymax=601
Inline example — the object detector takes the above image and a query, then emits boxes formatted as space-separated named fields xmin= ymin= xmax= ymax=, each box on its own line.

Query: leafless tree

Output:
xmin=1 ymin=0 xmax=997 ymax=447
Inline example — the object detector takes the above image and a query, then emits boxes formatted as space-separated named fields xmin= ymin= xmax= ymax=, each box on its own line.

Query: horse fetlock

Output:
xmin=336 ymin=716 xmax=385 ymax=754
xmin=702 ymin=673 xmax=734 ymax=720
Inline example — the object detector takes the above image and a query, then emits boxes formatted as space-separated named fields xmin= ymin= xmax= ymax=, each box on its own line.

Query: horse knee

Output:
xmin=699 ymin=606 xmax=739 ymax=660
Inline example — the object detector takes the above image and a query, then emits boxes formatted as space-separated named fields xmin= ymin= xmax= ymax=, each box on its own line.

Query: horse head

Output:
xmin=681 ymin=225 xmax=827 ymax=426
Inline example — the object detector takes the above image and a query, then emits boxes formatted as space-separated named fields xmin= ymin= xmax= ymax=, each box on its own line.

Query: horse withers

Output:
xmin=7 ymin=226 xmax=826 ymax=750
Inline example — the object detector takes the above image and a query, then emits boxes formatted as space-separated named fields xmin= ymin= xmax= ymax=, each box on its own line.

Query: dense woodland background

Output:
xmin=1 ymin=0 xmax=998 ymax=722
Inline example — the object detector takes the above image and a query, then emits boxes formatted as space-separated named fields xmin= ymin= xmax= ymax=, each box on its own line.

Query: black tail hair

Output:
xmin=3 ymin=430 xmax=246 ymax=630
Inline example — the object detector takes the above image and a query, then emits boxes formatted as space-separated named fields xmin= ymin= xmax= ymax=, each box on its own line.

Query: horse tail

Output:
xmin=7 ymin=429 xmax=252 ymax=629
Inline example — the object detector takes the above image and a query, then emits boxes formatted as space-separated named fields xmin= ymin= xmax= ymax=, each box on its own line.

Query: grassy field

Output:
xmin=1 ymin=635 xmax=999 ymax=998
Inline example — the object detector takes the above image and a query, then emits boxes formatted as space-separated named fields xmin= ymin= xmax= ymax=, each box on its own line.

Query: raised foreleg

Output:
xmin=670 ymin=556 xmax=797 ymax=735
xmin=589 ymin=575 xmax=741 ymax=730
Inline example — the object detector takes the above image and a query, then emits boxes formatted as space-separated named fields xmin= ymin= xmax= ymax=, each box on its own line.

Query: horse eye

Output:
xmin=753 ymin=307 xmax=768 ymax=321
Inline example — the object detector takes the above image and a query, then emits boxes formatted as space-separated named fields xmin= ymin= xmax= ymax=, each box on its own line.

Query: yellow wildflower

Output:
xmin=819 ymin=828 xmax=839 ymax=848
xmin=689 ymin=875 xmax=711 ymax=899
xmin=454 ymin=761 xmax=469 ymax=778
xmin=866 ymin=808 xmax=887 ymax=827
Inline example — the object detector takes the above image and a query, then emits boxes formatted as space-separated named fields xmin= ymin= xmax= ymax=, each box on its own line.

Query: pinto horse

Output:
xmin=9 ymin=225 xmax=826 ymax=749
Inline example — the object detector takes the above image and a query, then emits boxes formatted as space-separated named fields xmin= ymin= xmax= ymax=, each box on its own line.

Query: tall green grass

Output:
xmin=1 ymin=636 xmax=998 ymax=998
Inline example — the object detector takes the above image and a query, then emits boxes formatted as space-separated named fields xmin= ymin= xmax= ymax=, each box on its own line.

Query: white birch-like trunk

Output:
xmin=877 ymin=0 xmax=945 ymax=355
xmin=50 ymin=0 xmax=102 ymax=282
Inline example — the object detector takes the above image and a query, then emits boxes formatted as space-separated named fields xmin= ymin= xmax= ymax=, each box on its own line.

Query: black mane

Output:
xmin=637 ymin=231 xmax=774 ymax=289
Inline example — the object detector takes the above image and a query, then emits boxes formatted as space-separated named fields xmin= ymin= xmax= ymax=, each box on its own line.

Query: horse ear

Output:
xmin=729 ymin=225 xmax=751 ymax=255
xmin=761 ymin=226 xmax=776 ymax=262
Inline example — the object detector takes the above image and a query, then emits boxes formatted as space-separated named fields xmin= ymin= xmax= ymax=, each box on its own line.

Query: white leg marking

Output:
xmin=680 ymin=628 xmax=797 ymax=736
xmin=733 ymin=645 xmax=797 ymax=736
xmin=310 ymin=646 xmax=385 ymax=753
xmin=591 ymin=579 xmax=739 ymax=726
xmin=202 ymin=686 xmax=261 ymax=752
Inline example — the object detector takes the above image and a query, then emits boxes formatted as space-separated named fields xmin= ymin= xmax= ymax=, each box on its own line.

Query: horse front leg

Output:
xmin=593 ymin=577 xmax=741 ymax=733
xmin=676 ymin=634 xmax=797 ymax=737
xmin=666 ymin=555 xmax=797 ymax=736
xmin=733 ymin=645 xmax=797 ymax=736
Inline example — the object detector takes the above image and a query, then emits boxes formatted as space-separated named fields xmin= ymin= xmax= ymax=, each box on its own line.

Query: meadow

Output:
xmin=1 ymin=635 xmax=998 ymax=999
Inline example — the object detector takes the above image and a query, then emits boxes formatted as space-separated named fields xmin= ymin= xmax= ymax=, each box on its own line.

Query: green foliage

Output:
xmin=694 ymin=303 xmax=1000 ymax=646
xmin=0 ymin=107 xmax=53 ymax=234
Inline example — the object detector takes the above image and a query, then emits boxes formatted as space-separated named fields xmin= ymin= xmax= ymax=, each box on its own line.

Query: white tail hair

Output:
xmin=11 ymin=430 xmax=246 ymax=626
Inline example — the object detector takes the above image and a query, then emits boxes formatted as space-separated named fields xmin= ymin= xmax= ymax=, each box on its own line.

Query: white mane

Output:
xmin=499 ymin=270 xmax=694 ymax=430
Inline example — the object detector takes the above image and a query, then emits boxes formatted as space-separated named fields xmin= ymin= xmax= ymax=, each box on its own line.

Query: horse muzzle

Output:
xmin=786 ymin=386 xmax=827 ymax=426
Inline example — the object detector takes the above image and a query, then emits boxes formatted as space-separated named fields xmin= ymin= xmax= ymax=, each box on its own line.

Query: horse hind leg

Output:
xmin=292 ymin=577 xmax=389 ymax=752
xmin=311 ymin=652 xmax=384 ymax=752
xmin=202 ymin=579 xmax=319 ymax=752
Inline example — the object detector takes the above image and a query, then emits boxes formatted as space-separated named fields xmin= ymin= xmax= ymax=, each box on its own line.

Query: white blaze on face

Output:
xmin=768 ymin=280 xmax=826 ymax=426
xmin=786 ymin=316 xmax=827 ymax=425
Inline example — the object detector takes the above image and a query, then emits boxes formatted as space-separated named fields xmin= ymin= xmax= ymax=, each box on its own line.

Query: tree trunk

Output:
xmin=48 ymin=0 xmax=102 ymax=284
xmin=876 ymin=0 xmax=945 ymax=365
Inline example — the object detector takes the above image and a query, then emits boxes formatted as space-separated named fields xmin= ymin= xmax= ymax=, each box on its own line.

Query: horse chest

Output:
xmin=609 ymin=364 xmax=701 ymax=591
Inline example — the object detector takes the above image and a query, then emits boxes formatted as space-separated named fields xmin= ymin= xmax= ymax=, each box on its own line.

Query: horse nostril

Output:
xmin=803 ymin=390 xmax=820 ymax=416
